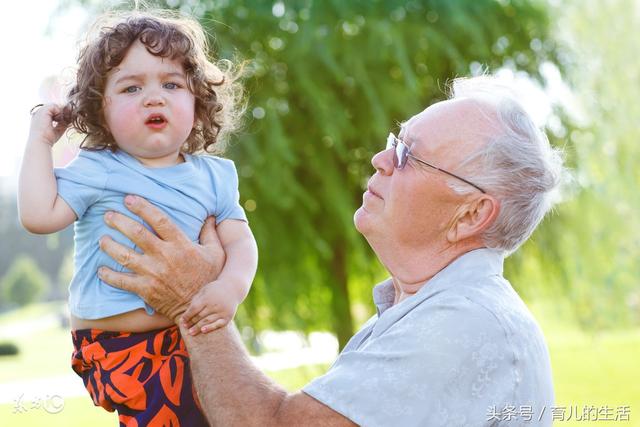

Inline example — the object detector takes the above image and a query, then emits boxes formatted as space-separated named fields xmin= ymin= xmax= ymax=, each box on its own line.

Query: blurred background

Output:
xmin=1 ymin=0 xmax=639 ymax=425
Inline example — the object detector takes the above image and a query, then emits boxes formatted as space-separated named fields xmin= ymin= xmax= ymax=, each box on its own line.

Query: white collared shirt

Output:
xmin=304 ymin=248 xmax=554 ymax=426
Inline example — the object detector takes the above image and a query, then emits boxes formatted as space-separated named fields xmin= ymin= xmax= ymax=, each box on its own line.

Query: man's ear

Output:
xmin=446 ymin=195 xmax=500 ymax=243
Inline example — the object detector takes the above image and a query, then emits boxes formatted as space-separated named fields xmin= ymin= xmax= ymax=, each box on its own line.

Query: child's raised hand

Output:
xmin=28 ymin=103 xmax=70 ymax=146
xmin=181 ymin=281 xmax=240 ymax=335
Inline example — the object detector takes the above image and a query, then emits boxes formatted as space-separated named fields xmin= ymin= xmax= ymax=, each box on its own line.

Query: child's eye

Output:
xmin=123 ymin=86 xmax=140 ymax=93
xmin=163 ymin=82 xmax=180 ymax=89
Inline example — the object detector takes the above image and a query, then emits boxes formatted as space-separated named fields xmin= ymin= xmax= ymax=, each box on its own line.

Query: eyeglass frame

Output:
xmin=386 ymin=133 xmax=487 ymax=194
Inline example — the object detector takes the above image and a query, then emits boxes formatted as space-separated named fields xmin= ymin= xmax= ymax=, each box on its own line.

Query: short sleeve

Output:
xmin=54 ymin=150 xmax=109 ymax=219
xmin=207 ymin=157 xmax=247 ymax=224
xmin=303 ymin=298 xmax=518 ymax=427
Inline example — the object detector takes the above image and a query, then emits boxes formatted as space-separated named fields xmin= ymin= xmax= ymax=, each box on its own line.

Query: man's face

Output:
xmin=354 ymin=99 xmax=487 ymax=251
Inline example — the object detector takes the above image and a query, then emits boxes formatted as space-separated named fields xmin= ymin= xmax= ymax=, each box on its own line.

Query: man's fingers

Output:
xmin=99 ymin=236 xmax=143 ymax=271
xmin=98 ymin=267 xmax=143 ymax=294
xmin=123 ymin=196 xmax=188 ymax=243
xmin=199 ymin=216 xmax=220 ymax=246
xmin=198 ymin=217 xmax=226 ymax=276
xmin=104 ymin=210 xmax=161 ymax=255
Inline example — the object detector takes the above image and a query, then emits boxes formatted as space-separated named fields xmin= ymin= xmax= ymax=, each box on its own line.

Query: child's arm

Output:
xmin=18 ymin=104 xmax=76 ymax=234
xmin=182 ymin=219 xmax=258 ymax=334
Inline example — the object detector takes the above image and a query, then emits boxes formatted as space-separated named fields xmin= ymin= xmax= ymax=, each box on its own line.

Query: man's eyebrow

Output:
xmin=399 ymin=128 xmax=417 ymax=146
xmin=398 ymin=123 xmax=411 ymax=141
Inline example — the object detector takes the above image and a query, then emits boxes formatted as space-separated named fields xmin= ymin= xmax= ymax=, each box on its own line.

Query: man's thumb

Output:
xmin=199 ymin=216 xmax=220 ymax=246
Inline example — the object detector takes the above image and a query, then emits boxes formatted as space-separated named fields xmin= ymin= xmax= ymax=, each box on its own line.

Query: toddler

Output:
xmin=18 ymin=10 xmax=257 ymax=426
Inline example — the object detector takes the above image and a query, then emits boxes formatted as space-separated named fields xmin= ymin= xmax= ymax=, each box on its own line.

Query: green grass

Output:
xmin=1 ymin=301 xmax=638 ymax=426
xmin=0 ymin=301 xmax=64 ymax=328
xmin=1 ymin=397 xmax=115 ymax=427
xmin=531 ymin=301 xmax=639 ymax=425
xmin=549 ymin=329 xmax=640 ymax=407
xmin=0 ymin=365 xmax=328 ymax=427
xmin=0 ymin=327 xmax=73 ymax=382
xmin=0 ymin=303 xmax=329 ymax=426
xmin=267 ymin=363 xmax=329 ymax=390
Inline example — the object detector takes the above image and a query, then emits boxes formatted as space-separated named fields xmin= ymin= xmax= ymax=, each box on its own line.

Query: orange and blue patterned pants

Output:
xmin=71 ymin=326 xmax=208 ymax=426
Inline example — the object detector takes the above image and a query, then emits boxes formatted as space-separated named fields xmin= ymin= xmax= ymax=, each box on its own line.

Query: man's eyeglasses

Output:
xmin=386 ymin=133 xmax=486 ymax=194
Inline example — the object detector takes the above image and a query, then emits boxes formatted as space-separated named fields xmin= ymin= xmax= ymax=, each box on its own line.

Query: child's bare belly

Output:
xmin=71 ymin=308 xmax=174 ymax=332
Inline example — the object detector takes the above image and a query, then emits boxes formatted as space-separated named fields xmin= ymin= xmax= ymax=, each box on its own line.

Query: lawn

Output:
xmin=527 ymin=300 xmax=639 ymax=425
xmin=1 ymin=302 xmax=638 ymax=426
xmin=0 ymin=364 xmax=328 ymax=427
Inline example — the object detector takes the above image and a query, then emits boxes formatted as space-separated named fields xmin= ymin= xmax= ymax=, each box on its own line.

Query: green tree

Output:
xmin=520 ymin=0 xmax=640 ymax=329
xmin=196 ymin=0 xmax=562 ymax=347
xmin=74 ymin=0 xmax=563 ymax=347
xmin=1 ymin=255 xmax=48 ymax=307
xmin=56 ymin=250 xmax=74 ymax=300
xmin=0 ymin=195 xmax=73 ymax=298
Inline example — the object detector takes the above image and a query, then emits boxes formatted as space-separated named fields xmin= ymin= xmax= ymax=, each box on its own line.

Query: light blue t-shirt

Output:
xmin=303 ymin=248 xmax=554 ymax=426
xmin=54 ymin=149 xmax=246 ymax=319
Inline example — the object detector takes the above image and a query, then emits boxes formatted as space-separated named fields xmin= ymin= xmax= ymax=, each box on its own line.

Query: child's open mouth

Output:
xmin=145 ymin=114 xmax=167 ymax=129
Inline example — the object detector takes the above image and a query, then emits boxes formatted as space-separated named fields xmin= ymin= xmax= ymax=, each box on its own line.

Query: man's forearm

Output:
xmin=181 ymin=322 xmax=288 ymax=426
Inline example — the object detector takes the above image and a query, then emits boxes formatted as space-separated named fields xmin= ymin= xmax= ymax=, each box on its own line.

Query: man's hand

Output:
xmin=98 ymin=195 xmax=226 ymax=322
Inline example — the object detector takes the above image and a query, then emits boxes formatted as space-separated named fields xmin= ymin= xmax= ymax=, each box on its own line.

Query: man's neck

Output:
xmin=385 ymin=241 xmax=485 ymax=304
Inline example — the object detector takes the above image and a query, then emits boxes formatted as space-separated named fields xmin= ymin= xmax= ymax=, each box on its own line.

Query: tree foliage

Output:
xmin=513 ymin=0 xmax=640 ymax=329
xmin=162 ymin=0 xmax=561 ymax=346
xmin=71 ymin=0 xmax=563 ymax=346
xmin=1 ymin=255 xmax=48 ymax=307
xmin=0 ymin=196 xmax=73 ymax=292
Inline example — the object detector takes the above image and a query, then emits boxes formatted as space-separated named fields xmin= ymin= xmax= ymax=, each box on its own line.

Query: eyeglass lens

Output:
xmin=387 ymin=133 xmax=408 ymax=169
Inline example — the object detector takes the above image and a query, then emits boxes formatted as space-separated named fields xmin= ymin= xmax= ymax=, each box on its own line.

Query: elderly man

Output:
xmin=99 ymin=76 xmax=562 ymax=426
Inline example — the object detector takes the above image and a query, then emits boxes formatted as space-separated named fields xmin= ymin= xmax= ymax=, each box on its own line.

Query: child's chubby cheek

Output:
xmin=104 ymin=97 xmax=140 ymax=129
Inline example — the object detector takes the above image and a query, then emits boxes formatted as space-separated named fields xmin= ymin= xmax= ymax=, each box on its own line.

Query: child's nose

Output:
xmin=143 ymin=92 xmax=166 ymax=107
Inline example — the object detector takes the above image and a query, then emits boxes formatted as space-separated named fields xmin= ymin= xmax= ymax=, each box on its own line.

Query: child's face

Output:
xmin=103 ymin=40 xmax=196 ymax=167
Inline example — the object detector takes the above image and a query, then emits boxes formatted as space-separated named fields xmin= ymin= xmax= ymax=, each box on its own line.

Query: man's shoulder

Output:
xmin=410 ymin=290 xmax=509 ymax=337
xmin=457 ymin=276 xmax=542 ymax=337
xmin=416 ymin=279 xmax=552 ymax=375
xmin=397 ymin=278 xmax=542 ymax=349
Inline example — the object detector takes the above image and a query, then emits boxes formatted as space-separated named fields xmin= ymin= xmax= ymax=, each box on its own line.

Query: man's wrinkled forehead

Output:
xmin=398 ymin=98 xmax=498 ymax=150
xmin=397 ymin=112 xmax=422 ymax=147
xmin=397 ymin=104 xmax=440 ymax=148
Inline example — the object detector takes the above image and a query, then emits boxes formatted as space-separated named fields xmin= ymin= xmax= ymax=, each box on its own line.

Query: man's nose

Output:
xmin=371 ymin=147 xmax=394 ymax=176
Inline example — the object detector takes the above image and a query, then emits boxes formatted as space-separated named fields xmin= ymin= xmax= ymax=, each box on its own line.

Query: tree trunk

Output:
xmin=329 ymin=242 xmax=354 ymax=350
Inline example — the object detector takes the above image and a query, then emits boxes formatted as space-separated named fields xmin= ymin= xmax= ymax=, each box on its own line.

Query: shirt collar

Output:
xmin=372 ymin=248 xmax=505 ymax=315
xmin=112 ymin=149 xmax=196 ymax=181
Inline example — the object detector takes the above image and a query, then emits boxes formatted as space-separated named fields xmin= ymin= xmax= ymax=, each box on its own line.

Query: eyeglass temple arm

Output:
xmin=406 ymin=154 xmax=486 ymax=193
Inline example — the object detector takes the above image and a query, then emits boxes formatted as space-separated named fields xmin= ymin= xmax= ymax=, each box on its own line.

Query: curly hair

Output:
xmin=63 ymin=10 xmax=244 ymax=155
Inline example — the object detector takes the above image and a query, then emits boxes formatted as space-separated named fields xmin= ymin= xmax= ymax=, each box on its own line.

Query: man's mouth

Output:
xmin=366 ymin=185 xmax=382 ymax=199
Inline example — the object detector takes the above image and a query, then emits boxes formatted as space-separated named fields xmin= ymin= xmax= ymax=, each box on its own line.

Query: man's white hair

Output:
xmin=448 ymin=75 xmax=565 ymax=255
